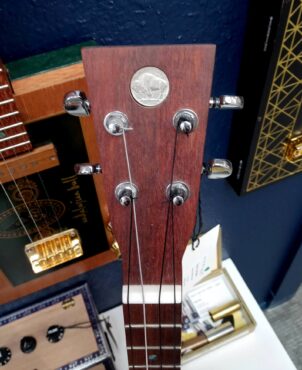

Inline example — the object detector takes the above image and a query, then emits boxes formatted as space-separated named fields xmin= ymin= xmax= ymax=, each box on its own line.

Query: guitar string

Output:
xmin=171 ymin=205 xmax=177 ymax=369
xmin=0 ymin=151 xmax=43 ymax=239
xmin=122 ymin=127 xmax=149 ymax=370
xmin=158 ymin=127 xmax=180 ymax=369
xmin=0 ymin=70 xmax=62 ymax=242
xmin=0 ymin=182 xmax=32 ymax=242
xmin=0 ymin=74 xmax=47 ymax=239
xmin=36 ymin=173 xmax=62 ymax=231
xmin=158 ymin=200 xmax=171 ymax=369
xmin=0 ymin=95 xmax=47 ymax=240
xmin=126 ymin=200 xmax=135 ymax=369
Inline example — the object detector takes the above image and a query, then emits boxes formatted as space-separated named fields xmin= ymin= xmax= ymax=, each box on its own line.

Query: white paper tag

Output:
xmin=186 ymin=274 xmax=236 ymax=314
xmin=182 ymin=225 xmax=220 ymax=297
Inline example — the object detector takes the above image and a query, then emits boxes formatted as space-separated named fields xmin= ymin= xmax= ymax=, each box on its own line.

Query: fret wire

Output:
xmin=0 ymin=110 xmax=19 ymax=119
xmin=0 ymin=98 xmax=14 ymax=106
xmin=125 ymin=324 xmax=182 ymax=329
xmin=0 ymin=65 xmax=60 ymax=242
xmin=127 ymin=346 xmax=181 ymax=350
xmin=133 ymin=366 xmax=181 ymax=369
xmin=0 ymin=71 xmax=45 ymax=241
xmin=0 ymin=140 xmax=31 ymax=153
xmin=0 ymin=122 xmax=23 ymax=131
xmin=0 ymin=131 xmax=27 ymax=143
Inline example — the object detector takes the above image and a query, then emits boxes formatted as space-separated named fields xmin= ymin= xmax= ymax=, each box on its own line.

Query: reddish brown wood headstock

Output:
xmin=82 ymin=45 xmax=215 ymax=284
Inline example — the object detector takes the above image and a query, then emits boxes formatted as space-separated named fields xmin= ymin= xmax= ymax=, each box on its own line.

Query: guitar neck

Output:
xmin=0 ymin=62 xmax=32 ymax=158
xmin=82 ymin=45 xmax=215 ymax=369
xmin=124 ymin=295 xmax=182 ymax=368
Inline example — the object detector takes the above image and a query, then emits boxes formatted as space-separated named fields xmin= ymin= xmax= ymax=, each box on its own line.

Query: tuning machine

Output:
xmin=173 ymin=109 xmax=198 ymax=134
xmin=166 ymin=181 xmax=190 ymax=206
xmin=209 ymin=95 xmax=244 ymax=110
xmin=115 ymin=182 xmax=138 ymax=207
xmin=74 ymin=163 xmax=102 ymax=175
xmin=64 ymin=91 xmax=91 ymax=117
xmin=203 ymin=159 xmax=233 ymax=179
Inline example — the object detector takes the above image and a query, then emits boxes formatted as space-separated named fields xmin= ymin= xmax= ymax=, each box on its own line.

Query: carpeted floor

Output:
xmin=265 ymin=285 xmax=302 ymax=370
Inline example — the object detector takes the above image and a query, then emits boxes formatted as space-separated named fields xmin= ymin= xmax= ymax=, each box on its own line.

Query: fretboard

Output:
xmin=123 ymin=286 xmax=182 ymax=368
xmin=0 ymin=62 xmax=32 ymax=159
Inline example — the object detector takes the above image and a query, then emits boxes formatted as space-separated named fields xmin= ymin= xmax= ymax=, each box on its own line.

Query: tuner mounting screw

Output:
xmin=115 ymin=182 xmax=138 ymax=207
xmin=74 ymin=163 xmax=102 ymax=175
xmin=104 ymin=111 xmax=129 ymax=136
xmin=209 ymin=96 xmax=244 ymax=110
xmin=203 ymin=159 xmax=233 ymax=179
xmin=173 ymin=109 xmax=198 ymax=134
xmin=64 ymin=90 xmax=91 ymax=117
xmin=166 ymin=181 xmax=190 ymax=206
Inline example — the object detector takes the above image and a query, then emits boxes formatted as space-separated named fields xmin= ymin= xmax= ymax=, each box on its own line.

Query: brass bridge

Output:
xmin=25 ymin=229 xmax=83 ymax=273
xmin=285 ymin=135 xmax=302 ymax=162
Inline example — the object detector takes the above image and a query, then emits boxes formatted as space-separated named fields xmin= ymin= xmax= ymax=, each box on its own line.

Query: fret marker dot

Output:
xmin=149 ymin=354 xmax=158 ymax=361
xmin=0 ymin=132 xmax=6 ymax=139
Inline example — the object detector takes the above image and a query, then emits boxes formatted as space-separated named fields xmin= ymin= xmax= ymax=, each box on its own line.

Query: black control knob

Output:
xmin=0 ymin=347 xmax=11 ymax=366
xmin=20 ymin=336 xmax=37 ymax=353
xmin=46 ymin=325 xmax=65 ymax=343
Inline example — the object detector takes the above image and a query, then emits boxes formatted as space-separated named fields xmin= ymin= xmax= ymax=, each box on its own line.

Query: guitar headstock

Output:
xmin=76 ymin=45 xmax=215 ymax=284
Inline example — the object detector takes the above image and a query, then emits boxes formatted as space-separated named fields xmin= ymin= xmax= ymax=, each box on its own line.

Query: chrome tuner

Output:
xmin=104 ymin=111 xmax=130 ymax=136
xmin=64 ymin=91 xmax=91 ymax=117
xmin=209 ymin=96 xmax=244 ymax=110
xmin=115 ymin=182 xmax=138 ymax=207
xmin=203 ymin=159 xmax=233 ymax=179
xmin=166 ymin=181 xmax=190 ymax=206
xmin=173 ymin=109 xmax=198 ymax=134
xmin=74 ymin=163 xmax=102 ymax=175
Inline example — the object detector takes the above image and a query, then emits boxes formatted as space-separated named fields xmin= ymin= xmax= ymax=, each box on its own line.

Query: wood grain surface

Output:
xmin=0 ymin=61 xmax=115 ymax=305
xmin=82 ymin=45 xmax=215 ymax=285
xmin=83 ymin=45 xmax=215 ymax=368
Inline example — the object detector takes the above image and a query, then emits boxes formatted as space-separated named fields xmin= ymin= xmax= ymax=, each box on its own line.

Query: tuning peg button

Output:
xmin=166 ymin=181 xmax=190 ymax=206
xmin=203 ymin=159 xmax=233 ymax=179
xmin=209 ymin=96 xmax=244 ymax=110
xmin=173 ymin=109 xmax=198 ymax=134
xmin=115 ymin=182 xmax=138 ymax=207
xmin=64 ymin=90 xmax=90 ymax=117
xmin=74 ymin=163 xmax=102 ymax=175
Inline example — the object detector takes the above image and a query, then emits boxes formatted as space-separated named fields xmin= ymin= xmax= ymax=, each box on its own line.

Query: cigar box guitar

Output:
xmin=0 ymin=60 xmax=108 ymax=299
xmin=64 ymin=45 xmax=242 ymax=369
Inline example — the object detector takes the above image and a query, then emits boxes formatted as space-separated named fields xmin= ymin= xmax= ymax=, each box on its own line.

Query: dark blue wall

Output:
xmin=1 ymin=0 xmax=301 ymax=307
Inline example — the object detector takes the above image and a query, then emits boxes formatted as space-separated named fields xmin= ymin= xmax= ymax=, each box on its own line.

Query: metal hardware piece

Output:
xmin=74 ymin=163 xmax=102 ymax=175
xmin=209 ymin=95 xmax=244 ymax=110
xmin=166 ymin=181 xmax=190 ymax=206
xmin=115 ymin=182 xmax=138 ymax=207
xmin=285 ymin=135 xmax=302 ymax=162
xmin=64 ymin=90 xmax=91 ymax=117
xmin=173 ymin=109 xmax=198 ymax=134
xmin=203 ymin=159 xmax=233 ymax=179
xmin=104 ymin=111 xmax=130 ymax=136
xmin=25 ymin=229 xmax=82 ymax=273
